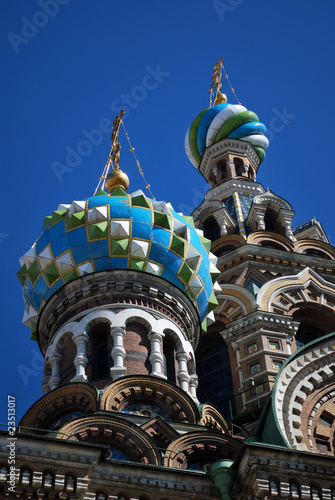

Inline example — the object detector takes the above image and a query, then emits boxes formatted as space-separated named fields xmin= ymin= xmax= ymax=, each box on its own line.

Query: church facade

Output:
xmin=1 ymin=64 xmax=335 ymax=499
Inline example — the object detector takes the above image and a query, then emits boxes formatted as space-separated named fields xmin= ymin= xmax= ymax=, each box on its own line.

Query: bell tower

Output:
xmin=185 ymin=59 xmax=335 ymax=429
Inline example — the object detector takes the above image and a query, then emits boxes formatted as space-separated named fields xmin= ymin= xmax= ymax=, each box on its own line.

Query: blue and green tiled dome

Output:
xmin=185 ymin=101 xmax=269 ymax=169
xmin=17 ymin=187 xmax=220 ymax=339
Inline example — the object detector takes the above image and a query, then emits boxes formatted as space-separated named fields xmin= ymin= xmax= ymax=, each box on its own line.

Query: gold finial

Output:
xmin=209 ymin=57 xmax=224 ymax=107
xmin=214 ymin=92 xmax=227 ymax=105
xmin=105 ymin=167 xmax=129 ymax=193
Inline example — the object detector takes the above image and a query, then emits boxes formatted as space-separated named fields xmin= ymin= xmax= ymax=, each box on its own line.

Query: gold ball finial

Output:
xmin=214 ymin=92 xmax=227 ymax=105
xmin=105 ymin=168 xmax=130 ymax=194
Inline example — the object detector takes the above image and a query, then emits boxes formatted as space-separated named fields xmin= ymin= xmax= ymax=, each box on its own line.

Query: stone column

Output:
xmin=148 ymin=331 xmax=165 ymax=378
xmin=189 ymin=374 xmax=199 ymax=402
xmin=110 ymin=327 xmax=127 ymax=380
xmin=49 ymin=353 xmax=62 ymax=390
xmin=214 ymin=208 xmax=228 ymax=237
xmin=226 ymin=159 xmax=234 ymax=177
xmin=176 ymin=351 xmax=190 ymax=392
xmin=71 ymin=334 xmax=89 ymax=383
xmin=255 ymin=207 xmax=266 ymax=230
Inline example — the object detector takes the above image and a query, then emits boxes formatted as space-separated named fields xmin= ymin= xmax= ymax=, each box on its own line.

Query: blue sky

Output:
xmin=1 ymin=0 xmax=335 ymax=426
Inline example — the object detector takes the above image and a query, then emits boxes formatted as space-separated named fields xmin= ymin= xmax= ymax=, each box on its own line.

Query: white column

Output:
xmin=227 ymin=159 xmax=234 ymax=174
xmin=176 ymin=351 xmax=190 ymax=392
xmin=110 ymin=327 xmax=127 ymax=380
xmin=49 ymin=353 xmax=62 ymax=390
xmin=255 ymin=208 xmax=266 ymax=230
xmin=189 ymin=374 xmax=199 ymax=402
xmin=214 ymin=208 xmax=228 ymax=237
xmin=148 ymin=331 xmax=165 ymax=378
xmin=71 ymin=334 xmax=89 ymax=383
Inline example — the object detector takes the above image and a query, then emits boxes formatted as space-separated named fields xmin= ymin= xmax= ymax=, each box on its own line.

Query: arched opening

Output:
xmin=292 ymin=306 xmax=335 ymax=350
xmin=90 ymin=323 xmax=109 ymax=380
xmin=303 ymin=248 xmax=331 ymax=259
xmin=264 ymin=209 xmax=280 ymax=233
xmin=234 ymin=158 xmax=243 ymax=177
xmin=217 ymin=159 xmax=228 ymax=179
xmin=204 ymin=216 xmax=221 ymax=242
xmin=289 ymin=480 xmax=300 ymax=498
xmin=59 ymin=334 xmax=76 ymax=384
xmin=196 ymin=333 xmax=235 ymax=419
xmin=124 ymin=322 xmax=151 ymax=376
xmin=163 ymin=335 xmax=176 ymax=384
xmin=258 ymin=240 xmax=288 ymax=251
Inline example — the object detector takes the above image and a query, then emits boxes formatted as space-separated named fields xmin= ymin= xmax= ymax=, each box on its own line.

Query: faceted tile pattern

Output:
xmin=18 ymin=189 xmax=220 ymax=336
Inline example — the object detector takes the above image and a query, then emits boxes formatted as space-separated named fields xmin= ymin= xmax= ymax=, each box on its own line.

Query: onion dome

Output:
xmin=185 ymin=100 xmax=269 ymax=169
xmin=17 ymin=187 xmax=220 ymax=339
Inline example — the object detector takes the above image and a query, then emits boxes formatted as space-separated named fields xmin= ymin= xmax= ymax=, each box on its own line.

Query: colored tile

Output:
xmin=151 ymin=227 xmax=171 ymax=247
xmin=154 ymin=211 xmax=171 ymax=229
xmin=17 ymin=264 xmax=28 ymax=285
xmin=31 ymin=275 xmax=49 ymax=305
xmin=44 ymin=262 xmax=60 ymax=286
xmin=111 ymin=239 xmax=129 ymax=256
xmin=170 ymin=234 xmax=186 ymax=258
xmin=71 ymin=244 xmax=91 ymax=265
xmin=148 ymin=242 xmax=168 ymax=266
xmin=131 ymin=206 xmax=152 ymax=224
xmin=94 ymin=257 xmax=111 ymax=271
xmin=50 ymin=233 xmax=69 ymax=258
xmin=89 ymin=240 xmax=109 ymax=259
xmin=88 ymin=221 xmax=108 ymax=240
xmin=161 ymin=268 xmax=175 ymax=283
xmin=67 ymin=211 xmax=86 ymax=230
xmin=44 ymin=279 xmax=64 ymax=301
xmin=87 ymin=194 xmax=109 ymax=207
xmin=129 ymin=258 xmax=146 ymax=271
xmin=67 ymin=226 xmax=88 ymax=248
xmin=50 ymin=209 xmax=67 ymax=227
xmin=178 ymin=262 xmax=194 ymax=285
xmin=63 ymin=269 xmax=79 ymax=282
xmin=27 ymin=261 xmax=40 ymax=285
xmin=131 ymin=193 xmax=151 ymax=209
xmin=110 ymin=256 xmax=128 ymax=269
xmin=43 ymin=215 xmax=52 ymax=229
xmin=131 ymin=221 xmax=151 ymax=239
xmin=165 ymin=250 xmax=183 ymax=274
xmin=23 ymin=277 xmax=33 ymax=305
xmin=35 ymin=229 xmax=49 ymax=254
xmin=48 ymin=220 xmax=66 ymax=240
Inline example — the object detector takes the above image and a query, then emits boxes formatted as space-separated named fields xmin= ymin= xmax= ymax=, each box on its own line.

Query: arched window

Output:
xmin=303 ymin=248 xmax=331 ymax=259
xmin=234 ymin=158 xmax=243 ymax=177
xmin=90 ymin=323 xmax=109 ymax=379
xmin=269 ymin=479 xmax=280 ymax=496
xmin=310 ymin=485 xmax=321 ymax=499
xmin=163 ymin=336 xmax=176 ymax=383
xmin=196 ymin=334 xmax=235 ymax=419
xmin=294 ymin=321 xmax=325 ymax=349
xmin=289 ymin=481 xmax=300 ymax=498
xmin=259 ymin=240 xmax=287 ymax=251
xmin=43 ymin=472 xmax=54 ymax=488
xmin=204 ymin=217 xmax=220 ymax=242
xmin=65 ymin=475 xmax=76 ymax=493
xmin=264 ymin=210 xmax=279 ymax=232
xmin=217 ymin=159 xmax=228 ymax=179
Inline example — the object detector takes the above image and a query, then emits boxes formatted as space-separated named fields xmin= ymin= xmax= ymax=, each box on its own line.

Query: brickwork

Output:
xmin=124 ymin=322 xmax=151 ymax=376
